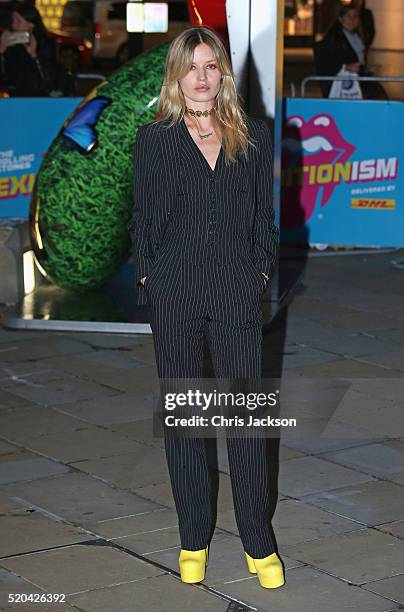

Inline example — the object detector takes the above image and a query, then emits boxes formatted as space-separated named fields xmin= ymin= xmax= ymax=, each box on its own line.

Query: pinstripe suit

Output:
xmin=128 ymin=115 xmax=280 ymax=558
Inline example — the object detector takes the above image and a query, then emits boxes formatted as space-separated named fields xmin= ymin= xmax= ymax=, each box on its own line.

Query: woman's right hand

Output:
xmin=345 ymin=62 xmax=360 ymax=73
xmin=140 ymin=276 xmax=147 ymax=286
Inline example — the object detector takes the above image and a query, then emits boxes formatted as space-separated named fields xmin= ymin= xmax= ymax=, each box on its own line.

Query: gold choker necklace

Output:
xmin=186 ymin=106 xmax=215 ymax=117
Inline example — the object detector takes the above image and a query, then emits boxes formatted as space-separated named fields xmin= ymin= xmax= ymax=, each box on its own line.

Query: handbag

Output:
xmin=328 ymin=67 xmax=363 ymax=99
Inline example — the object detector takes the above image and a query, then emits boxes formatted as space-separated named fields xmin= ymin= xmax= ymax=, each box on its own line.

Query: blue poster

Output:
xmin=282 ymin=99 xmax=403 ymax=247
xmin=0 ymin=98 xmax=82 ymax=218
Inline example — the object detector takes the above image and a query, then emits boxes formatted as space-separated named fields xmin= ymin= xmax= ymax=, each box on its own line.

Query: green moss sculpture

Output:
xmin=30 ymin=42 xmax=170 ymax=290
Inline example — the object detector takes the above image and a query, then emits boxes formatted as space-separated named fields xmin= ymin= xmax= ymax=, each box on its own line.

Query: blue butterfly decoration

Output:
xmin=62 ymin=96 xmax=111 ymax=154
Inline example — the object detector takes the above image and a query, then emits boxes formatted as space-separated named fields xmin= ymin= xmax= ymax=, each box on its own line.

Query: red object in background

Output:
xmin=187 ymin=0 xmax=229 ymax=50
xmin=49 ymin=30 xmax=92 ymax=71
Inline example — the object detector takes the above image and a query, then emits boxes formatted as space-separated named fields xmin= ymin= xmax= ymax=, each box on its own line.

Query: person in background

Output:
xmin=0 ymin=2 xmax=72 ymax=96
xmin=313 ymin=2 xmax=386 ymax=99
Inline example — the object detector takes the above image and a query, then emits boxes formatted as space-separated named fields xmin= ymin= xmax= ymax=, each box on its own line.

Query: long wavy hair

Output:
xmin=152 ymin=26 xmax=253 ymax=163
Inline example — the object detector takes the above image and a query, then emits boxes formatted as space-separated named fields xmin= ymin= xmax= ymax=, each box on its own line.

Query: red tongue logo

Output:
xmin=281 ymin=114 xmax=356 ymax=229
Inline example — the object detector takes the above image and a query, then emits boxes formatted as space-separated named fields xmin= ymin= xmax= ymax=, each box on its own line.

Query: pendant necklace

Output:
xmin=186 ymin=106 xmax=215 ymax=140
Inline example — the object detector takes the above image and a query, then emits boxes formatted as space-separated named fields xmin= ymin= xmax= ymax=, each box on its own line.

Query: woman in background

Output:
xmin=0 ymin=2 xmax=71 ymax=96
xmin=314 ymin=2 xmax=386 ymax=99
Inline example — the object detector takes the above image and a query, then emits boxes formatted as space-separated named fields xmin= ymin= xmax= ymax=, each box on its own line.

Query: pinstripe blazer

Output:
xmin=128 ymin=115 xmax=279 ymax=307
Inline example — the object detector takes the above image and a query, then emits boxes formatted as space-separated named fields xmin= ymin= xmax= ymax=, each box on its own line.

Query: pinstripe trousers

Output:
xmin=146 ymin=257 xmax=277 ymax=559
xmin=140 ymin=125 xmax=278 ymax=558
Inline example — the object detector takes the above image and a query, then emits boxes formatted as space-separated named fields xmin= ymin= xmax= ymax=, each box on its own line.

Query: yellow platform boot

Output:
xmin=179 ymin=545 xmax=209 ymax=583
xmin=245 ymin=551 xmax=285 ymax=589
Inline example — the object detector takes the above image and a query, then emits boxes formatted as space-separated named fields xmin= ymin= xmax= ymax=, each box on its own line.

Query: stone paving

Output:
xmin=0 ymin=249 xmax=404 ymax=611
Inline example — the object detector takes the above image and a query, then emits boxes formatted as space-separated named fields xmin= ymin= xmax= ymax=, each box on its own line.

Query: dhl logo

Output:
xmin=0 ymin=174 xmax=35 ymax=199
xmin=351 ymin=198 xmax=396 ymax=210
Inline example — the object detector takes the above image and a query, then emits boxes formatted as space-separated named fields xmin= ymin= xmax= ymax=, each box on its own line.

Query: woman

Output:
xmin=128 ymin=27 xmax=285 ymax=589
xmin=314 ymin=3 xmax=386 ymax=99
xmin=0 ymin=2 xmax=71 ymax=96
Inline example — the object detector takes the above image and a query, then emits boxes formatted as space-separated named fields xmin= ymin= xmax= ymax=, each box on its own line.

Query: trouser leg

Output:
xmin=206 ymin=316 xmax=277 ymax=558
xmin=150 ymin=308 xmax=212 ymax=550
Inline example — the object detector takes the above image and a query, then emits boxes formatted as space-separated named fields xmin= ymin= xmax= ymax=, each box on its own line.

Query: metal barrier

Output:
xmin=284 ymin=79 xmax=296 ymax=98
xmin=300 ymin=75 xmax=404 ymax=98
xmin=74 ymin=73 xmax=107 ymax=82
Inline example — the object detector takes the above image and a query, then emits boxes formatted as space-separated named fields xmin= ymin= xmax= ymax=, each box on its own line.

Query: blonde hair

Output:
xmin=151 ymin=26 xmax=253 ymax=163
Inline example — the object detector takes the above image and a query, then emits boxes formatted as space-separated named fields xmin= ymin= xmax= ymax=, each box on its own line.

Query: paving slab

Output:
xmin=1 ymin=544 xmax=164 ymax=595
xmin=373 ymin=327 xmax=404 ymax=345
xmin=0 ymin=457 xmax=70 ymax=485
xmin=354 ymin=349 xmax=404 ymax=374
xmin=53 ymin=348 xmax=149 ymax=371
xmin=281 ymin=418 xmax=380 ymax=454
xmin=53 ymin=392 xmax=159 ymax=426
xmin=0 ymin=510 xmax=96 ymax=557
xmin=349 ymin=378 xmax=404 ymax=404
xmin=0 ymin=440 xmax=26 ymax=455
xmin=0 ymin=365 xmax=120 ymax=406
xmin=304 ymin=480 xmax=404 ymax=526
xmin=220 ymin=564 xmax=395 ymax=612
xmin=0 ymin=491 xmax=30 ymax=514
xmin=57 ymin=331 xmax=146 ymax=349
xmin=301 ymin=286 xmax=404 ymax=320
xmin=0 ymin=329 xmax=54 ymax=344
xmin=279 ymin=346 xmax=341 ymax=369
xmin=39 ymin=351 xmax=159 ymax=393
xmin=378 ymin=520 xmax=404 ymax=539
xmin=0 ymin=569 xmax=80 ymax=610
xmin=69 ymin=445 xmax=170 ymax=490
xmin=278 ymin=444 xmax=306 ymax=461
xmin=69 ymin=573 xmax=230 ymax=612
xmin=279 ymin=455 xmax=374 ymax=498
xmin=129 ymin=481 xmax=176 ymax=510
xmin=284 ymin=321 xmax=399 ymax=358
xmin=322 ymin=442 xmax=404 ymax=480
xmin=94 ymin=507 xmax=179 ymax=540
xmin=110 ymin=417 xmax=165 ymax=449
xmin=289 ymin=358 xmax=404 ymax=379
xmin=0 ymin=472 xmax=161 ymax=526
xmin=0 ymin=389 xmax=33 ymax=411
xmin=0 ymin=338 xmax=94 ymax=364
xmin=19 ymin=427 xmax=142 ymax=463
xmin=363 ymin=574 xmax=404 ymax=605
xmin=272 ymin=498 xmax=362 ymax=546
xmin=282 ymin=528 xmax=404 ymax=585
xmin=0 ymin=568 xmax=44 ymax=608
xmin=0 ymin=439 xmax=38 ymax=463
xmin=0 ymin=406 xmax=87 ymax=443
xmin=332 ymin=388 xmax=404 ymax=438
xmin=286 ymin=297 xmax=404 ymax=332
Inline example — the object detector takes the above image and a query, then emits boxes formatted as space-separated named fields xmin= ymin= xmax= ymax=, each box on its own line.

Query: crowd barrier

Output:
xmin=0 ymin=96 xmax=402 ymax=247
